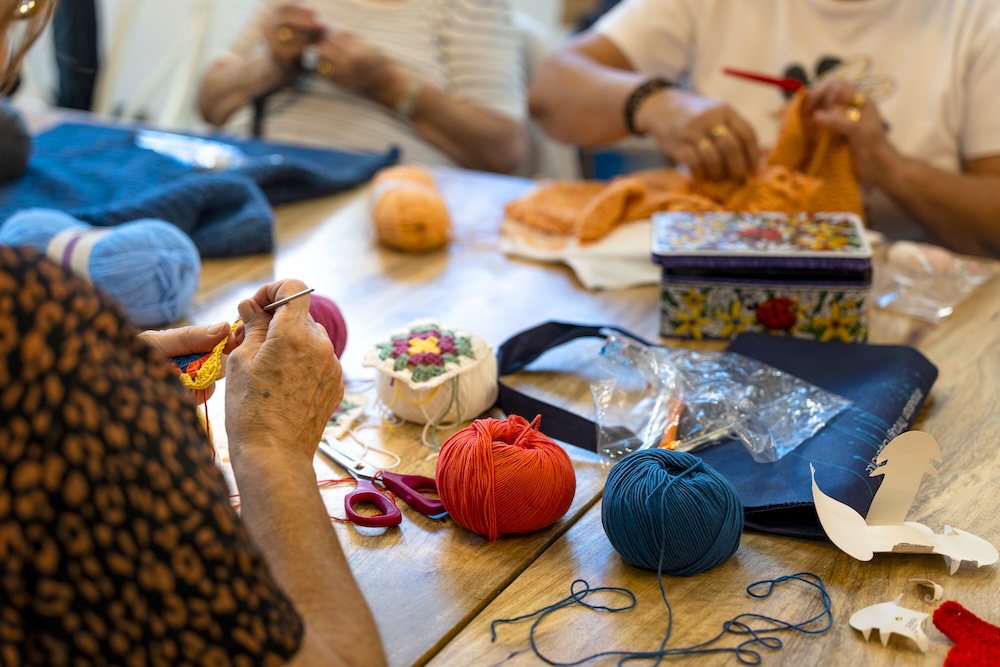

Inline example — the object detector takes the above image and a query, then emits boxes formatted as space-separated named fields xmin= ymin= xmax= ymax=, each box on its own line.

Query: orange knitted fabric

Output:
xmin=371 ymin=165 xmax=452 ymax=253
xmin=505 ymin=90 xmax=863 ymax=243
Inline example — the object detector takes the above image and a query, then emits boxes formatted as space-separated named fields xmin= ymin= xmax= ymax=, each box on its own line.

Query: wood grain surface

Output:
xmin=188 ymin=166 xmax=1000 ymax=666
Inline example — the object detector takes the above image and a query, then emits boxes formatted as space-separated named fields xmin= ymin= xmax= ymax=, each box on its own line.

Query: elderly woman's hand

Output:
xmin=138 ymin=322 xmax=242 ymax=400
xmin=312 ymin=28 xmax=409 ymax=107
xmin=634 ymin=88 xmax=760 ymax=182
xmin=263 ymin=2 xmax=326 ymax=70
xmin=224 ymin=279 xmax=342 ymax=463
xmin=805 ymin=79 xmax=897 ymax=187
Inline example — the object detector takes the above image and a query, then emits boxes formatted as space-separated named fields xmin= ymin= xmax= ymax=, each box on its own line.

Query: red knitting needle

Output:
xmin=723 ymin=67 xmax=804 ymax=93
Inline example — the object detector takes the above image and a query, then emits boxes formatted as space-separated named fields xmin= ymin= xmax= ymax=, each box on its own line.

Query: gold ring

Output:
xmin=709 ymin=124 xmax=730 ymax=139
xmin=846 ymin=106 xmax=862 ymax=122
xmin=696 ymin=137 xmax=712 ymax=151
xmin=850 ymin=92 xmax=866 ymax=108
xmin=316 ymin=60 xmax=334 ymax=77
xmin=276 ymin=26 xmax=294 ymax=43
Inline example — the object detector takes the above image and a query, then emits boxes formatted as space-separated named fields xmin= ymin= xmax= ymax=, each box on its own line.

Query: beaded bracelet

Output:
xmin=623 ymin=77 xmax=674 ymax=136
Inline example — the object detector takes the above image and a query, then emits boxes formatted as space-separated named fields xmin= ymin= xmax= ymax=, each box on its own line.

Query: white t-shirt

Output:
xmin=597 ymin=0 xmax=1000 ymax=243
xmin=224 ymin=0 xmax=525 ymax=167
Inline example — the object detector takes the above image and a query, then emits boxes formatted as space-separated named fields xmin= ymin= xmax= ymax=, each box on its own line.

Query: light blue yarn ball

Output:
xmin=0 ymin=208 xmax=201 ymax=327
xmin=602 ymin=449 xmax=744 ymax=576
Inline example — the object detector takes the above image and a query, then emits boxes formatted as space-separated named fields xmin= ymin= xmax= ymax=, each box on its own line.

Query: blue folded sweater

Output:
xmin=0 ymin=123 xmax=398 ymax=257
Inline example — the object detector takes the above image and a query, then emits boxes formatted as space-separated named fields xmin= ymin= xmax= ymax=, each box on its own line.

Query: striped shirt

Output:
xmin=224 ymin=0 xmax=526 ymax=166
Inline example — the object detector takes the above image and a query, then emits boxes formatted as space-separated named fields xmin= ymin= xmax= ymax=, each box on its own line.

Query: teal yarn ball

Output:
xmin=0 ymin=209 xmax=200 ymax=327
xmin=602 ymin=449 xmax=743 ymax=576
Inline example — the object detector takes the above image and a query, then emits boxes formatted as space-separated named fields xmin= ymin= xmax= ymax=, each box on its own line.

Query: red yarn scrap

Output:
xmin=435 ymin=415 xmax=577 ymax=542
xmin=933 ymin=600 xmax=1000 ymax=666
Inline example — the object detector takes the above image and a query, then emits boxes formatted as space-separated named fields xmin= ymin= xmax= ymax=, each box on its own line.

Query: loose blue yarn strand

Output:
xmin=490 ymin=449 xmax=831 ymax=664
xmin=489 ymin=572 xmax=833 ymax=666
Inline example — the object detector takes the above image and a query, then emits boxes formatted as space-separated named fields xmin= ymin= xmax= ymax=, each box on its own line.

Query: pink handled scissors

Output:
xmin=318 ymin=439 xmax=446 ymax=527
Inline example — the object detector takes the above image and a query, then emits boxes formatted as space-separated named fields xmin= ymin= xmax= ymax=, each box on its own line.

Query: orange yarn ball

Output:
xmin=435 ymin=415 xmax=577 ymax=542
xmin=371 ymin=165 xmax=452 ymax=253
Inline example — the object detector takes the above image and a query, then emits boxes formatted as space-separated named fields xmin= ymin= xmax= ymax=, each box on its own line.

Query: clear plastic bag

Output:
xmin=135 ymin=129 xmax=246 ymax=171
xmin=591 ymin=333 xmax=683 ymax=463
xmin=592 ymin=333 xmax=852 ymax=465
xmin=872 ymin=240 xmax=996 ymax=323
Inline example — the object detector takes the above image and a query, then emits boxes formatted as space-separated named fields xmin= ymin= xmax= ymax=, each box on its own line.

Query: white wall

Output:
xmin=18 ymin=0 xmax=565 ymax=131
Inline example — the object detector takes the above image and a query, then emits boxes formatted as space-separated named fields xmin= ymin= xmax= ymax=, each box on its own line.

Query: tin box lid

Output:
xmin=651 ymin=211 xmax=873 ymax=262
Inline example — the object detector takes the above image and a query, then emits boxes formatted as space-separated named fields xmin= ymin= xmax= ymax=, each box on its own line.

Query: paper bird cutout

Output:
xmin=811 ymin=431 xmax=998 ymax=572
xmin=849 ymin=595 xmax=929 ymax=652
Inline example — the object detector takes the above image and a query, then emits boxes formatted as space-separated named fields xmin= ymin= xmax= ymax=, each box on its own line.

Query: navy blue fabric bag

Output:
xmin=0 ymin=123 xmax=399 ymax=257
xmin=495 ymin=321 xmax=938 ymax=539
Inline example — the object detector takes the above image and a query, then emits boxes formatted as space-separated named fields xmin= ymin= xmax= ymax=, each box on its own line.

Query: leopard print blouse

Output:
xmin=0 ymin=246 xmax=303 ymax=666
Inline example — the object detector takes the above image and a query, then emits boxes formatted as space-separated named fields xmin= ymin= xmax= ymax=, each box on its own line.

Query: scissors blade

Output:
xmin=318 ymin=438 xmax=378 ymax=479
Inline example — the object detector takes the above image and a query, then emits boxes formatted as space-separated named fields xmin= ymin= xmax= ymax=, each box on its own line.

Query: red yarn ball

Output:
xmin=309 ymin=294 xmax=348 ymax=358
xmin=435 ymin=415 xmax=576 ymax=542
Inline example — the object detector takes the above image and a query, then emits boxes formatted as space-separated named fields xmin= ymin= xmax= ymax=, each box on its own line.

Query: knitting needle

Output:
xmin=723 ymin=67 xmax=804 ymax=93
xmin=263 ymin=287 xmax=315 ymax=312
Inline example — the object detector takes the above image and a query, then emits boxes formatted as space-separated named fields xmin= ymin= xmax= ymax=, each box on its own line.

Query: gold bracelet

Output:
xmin=393 ymin=73 xmax=423 ymax=119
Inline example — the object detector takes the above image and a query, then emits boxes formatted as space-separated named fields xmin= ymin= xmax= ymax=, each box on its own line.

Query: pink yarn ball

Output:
xmin=309 ymin=294 xmax=348 ymax=357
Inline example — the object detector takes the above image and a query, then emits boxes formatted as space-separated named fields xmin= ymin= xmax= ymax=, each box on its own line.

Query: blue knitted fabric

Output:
xmin=0 ymin=123 xmax=399 ymax=257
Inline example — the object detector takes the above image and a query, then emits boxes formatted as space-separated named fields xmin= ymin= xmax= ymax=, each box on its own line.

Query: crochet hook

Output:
xmin=723 ymin=67 xmax=804 ymax=93
xmin=263 ymin=287 xmax=315 ymax=312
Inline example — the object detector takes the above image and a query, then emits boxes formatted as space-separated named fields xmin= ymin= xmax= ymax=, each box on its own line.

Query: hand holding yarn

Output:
xmin=226 ymin=279 xmax=345 ymax=462
xmin=435 ymin=415 xmax=577 ymax=541
xmin=602 ymin=449 xmax=743 ymax=575
xmin=370 ymin=165 xmax=451 ymax=253
xmin=140 ymin=321 xmax=242 ymax=401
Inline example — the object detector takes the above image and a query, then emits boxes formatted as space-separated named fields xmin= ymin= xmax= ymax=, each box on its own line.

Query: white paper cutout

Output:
xmin=849 ymin=595 xmax=929 ymax=652
xmin=811 ymin=431 xmax=999 ymax=572
xmin=909 ymin=578 xmax=943 ymax=602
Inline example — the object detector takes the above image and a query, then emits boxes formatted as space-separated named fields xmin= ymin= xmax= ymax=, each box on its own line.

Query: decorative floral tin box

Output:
xmin=651 ymin=212 xmax=872 ymax=341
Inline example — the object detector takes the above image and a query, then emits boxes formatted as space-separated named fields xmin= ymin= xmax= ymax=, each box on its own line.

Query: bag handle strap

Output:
xmin=495 ymin=321 xmax=654 ymax=452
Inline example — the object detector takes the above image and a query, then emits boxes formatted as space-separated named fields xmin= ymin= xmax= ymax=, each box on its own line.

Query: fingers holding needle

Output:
xmin=262 ymin=287 xmax=315 ymax=312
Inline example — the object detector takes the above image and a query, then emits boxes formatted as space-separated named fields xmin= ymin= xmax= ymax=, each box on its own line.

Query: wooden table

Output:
xmin=189 ymin=167 xmax=1000 ymax=666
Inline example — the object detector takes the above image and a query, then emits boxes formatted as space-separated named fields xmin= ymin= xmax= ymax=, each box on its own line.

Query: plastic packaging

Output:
xmin=135 ymin=129 xmax=245 ymax=170
xmin=591 ymin=332 xmax=683 ymax=462
xmin=872 ymin=240 xmax=996 ymax=323
xmin=592 ymin=333 xmax=852 ymax=465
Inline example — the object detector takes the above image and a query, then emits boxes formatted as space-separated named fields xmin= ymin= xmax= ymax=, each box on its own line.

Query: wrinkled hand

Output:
xmin=225 ymin=279 xmax=342 ymax=463
xmin=805 ymin=79 xmax=896 ymax=186
xmin=264 ymin=2 xmax=326 ymax=70
xmin=139 ymin=322 xmax=243 ymax=400
xmin=634 ymin=89 xmax=760 ymax=181
xmin=313 ymin=28 xmax=406 ymax=104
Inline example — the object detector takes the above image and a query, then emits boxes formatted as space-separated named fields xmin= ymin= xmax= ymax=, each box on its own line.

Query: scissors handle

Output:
xmin=379 ymin=472 xmax=446 ymax=517
xmin=345 ymin=479 xmax=402 ymax=528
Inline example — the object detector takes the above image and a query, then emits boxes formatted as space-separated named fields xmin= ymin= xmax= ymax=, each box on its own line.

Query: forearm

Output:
xmin=407 ymin=83 xmax=525 ymax=174
xmin=232 ymin=447 xmax=387 ymax=667
xmin=198 ymin=52 xmax=295 ymax=127
xmin=875 ymin=149 xmax=1000 ymax=257
xmin=528 ymin=49 xmax=643 ymax=147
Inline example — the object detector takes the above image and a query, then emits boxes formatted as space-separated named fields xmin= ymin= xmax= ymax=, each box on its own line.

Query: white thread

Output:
xmin=345 ymin=423 xmax=402 ymax=470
